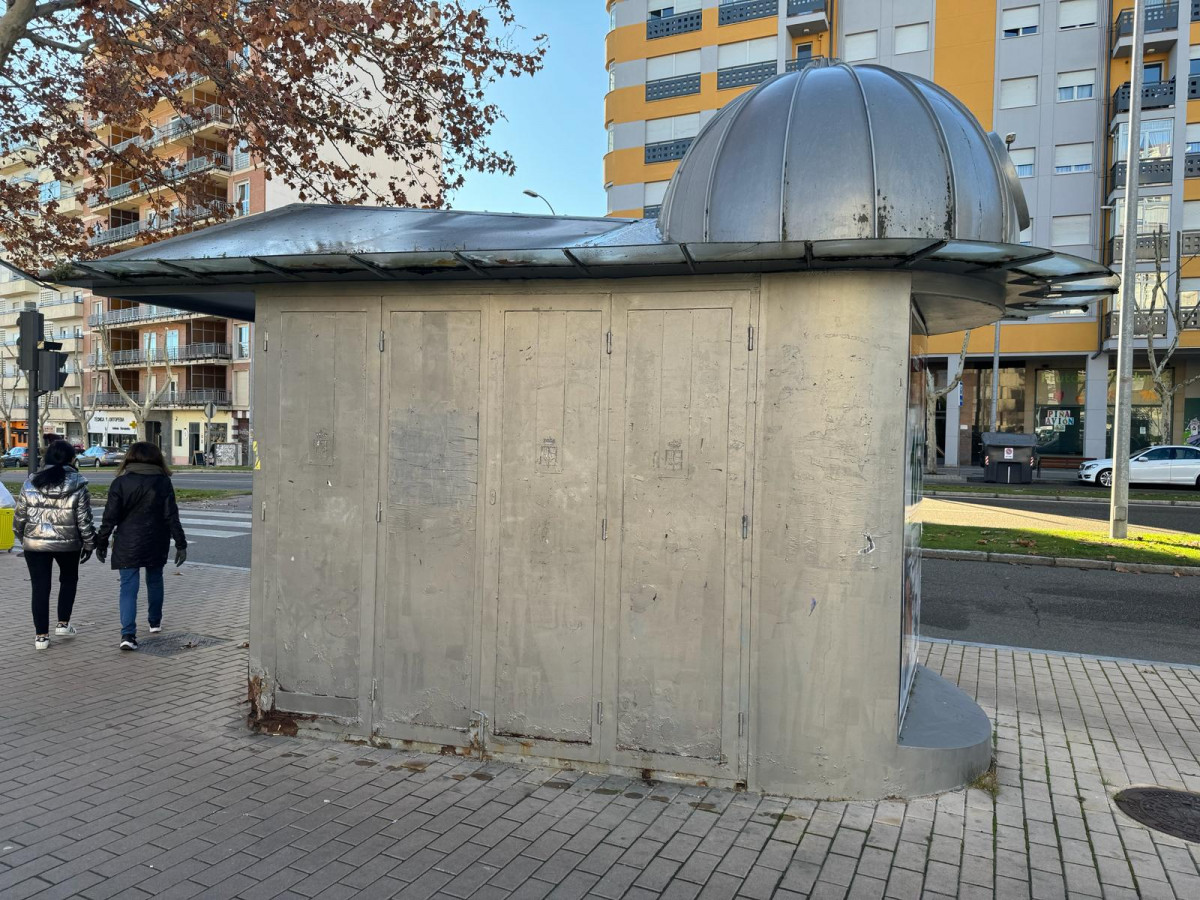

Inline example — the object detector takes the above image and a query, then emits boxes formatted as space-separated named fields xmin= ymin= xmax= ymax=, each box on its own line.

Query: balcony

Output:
xmin=1109 ymin=157 xmax=1173 ymax=190
xmin=1182 ymin=306 xmax=1200 ymax=329
xmin=1113 ymin=78 xmax=1176 ymax=113
xmin=719 ymin=0 xmax=776 ymax=25
xmin=646 ymin=10 xmax=702 ymax=40
xmin=1182 ymin=229 xmax=1200 ymax=256
xmin=717 ymin=60 xmax=777 ymax=91
xmin=1189 ymin=74 xmax=1200 ymax=101
xmin=0 ymin=279 xmax=36 ymax=297
xmin=88 ymin=220 xmax=142 ymax=247
xmin=92 ymin=389 xmax=231 ymax=408
xmin=643 ymin=204 xmax=662 ymax=219
xmin=646 ymin=73 xmax=702 ymax=102
xmin=785 ymin=0 xmax=829 ymax=36
xmin=109 ymin=105 xmax=233 ymax=155
xmin=1104 ymin=310 xmax=1166 ymax=339
xmin=645 ymin=138 xmax=693 ymax=164
xmin=1109 ymin=233 xmax=1170 ymax=262
xmin=98 ymin=151 xmax=232 ymax=207
xmin=786 ymin=55 xmax=819 ymax=72
xmin=89 ymin=343 xmax=233 ymax=369
xmin=1113 ymin=3 xmax=1179 ymax=57
xmin=1186 ymin=152 xmax=1200 ymax=178
xmin=88 ymin=305 xmax=202 ymax=327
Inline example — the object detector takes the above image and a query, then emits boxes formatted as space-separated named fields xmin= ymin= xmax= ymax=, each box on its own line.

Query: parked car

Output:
xmin=1 ymin=446 xmax=28 ymax=468
xmin=77 ymin=446 xmax=106 ymax=468
xmin=1079 ymin=445 xmax=1200 ymax=488
xmin=100 ymin=448 xmax=126 ymax=467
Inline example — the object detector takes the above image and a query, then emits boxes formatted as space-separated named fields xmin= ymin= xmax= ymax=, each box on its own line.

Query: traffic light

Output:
xmin=37 ymin=349 xmax=69 ymax=392
xmin=17 ymin=309 xmax=43 ymax=372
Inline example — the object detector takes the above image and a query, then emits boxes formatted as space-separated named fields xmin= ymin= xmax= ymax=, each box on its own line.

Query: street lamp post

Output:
xmin=522 ymin=189 xmax=556 ymax=216
xmin=1110 ymin=0 xmax=1146 ymax=539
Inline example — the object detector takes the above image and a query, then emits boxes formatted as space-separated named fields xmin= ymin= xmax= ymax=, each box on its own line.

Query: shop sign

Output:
xmin=87 ymin=412 xmax=138 ymax=436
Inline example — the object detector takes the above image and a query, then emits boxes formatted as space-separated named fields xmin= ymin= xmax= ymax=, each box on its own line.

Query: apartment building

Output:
xmin=1 ymin=147 xmax=88 ymax=449
xmin=605 ymin=0 xmax=1200 ymax=465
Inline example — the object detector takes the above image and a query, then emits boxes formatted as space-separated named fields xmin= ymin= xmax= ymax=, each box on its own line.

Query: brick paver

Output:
xmin=3 ymin=555 xmax=1200 ymax=898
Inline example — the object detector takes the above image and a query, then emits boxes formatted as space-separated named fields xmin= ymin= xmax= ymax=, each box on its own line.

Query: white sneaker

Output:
xmin=148 ymin=625 xmax=162 ymax=634
xmin=54 ymin=623 xmax=77 ymax=637
xmin=34 ymin=636 xmax=49 ymax=651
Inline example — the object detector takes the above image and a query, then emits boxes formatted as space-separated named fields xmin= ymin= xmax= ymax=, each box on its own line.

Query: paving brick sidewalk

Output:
xmin=3 ymin=555 xmax=1200 ymax=899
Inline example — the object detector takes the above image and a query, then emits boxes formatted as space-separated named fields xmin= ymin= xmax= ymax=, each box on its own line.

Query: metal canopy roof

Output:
xmin=53 ymin=204 xmax=1117 ymax=328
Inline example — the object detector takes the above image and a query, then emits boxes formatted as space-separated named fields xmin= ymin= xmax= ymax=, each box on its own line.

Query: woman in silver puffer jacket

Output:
xmin=13 ymin=440 xmax=97 ymax=651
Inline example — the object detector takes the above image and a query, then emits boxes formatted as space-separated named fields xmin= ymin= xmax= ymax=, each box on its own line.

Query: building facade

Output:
xmin=605 ymin=0 xmax=1200 ymax=464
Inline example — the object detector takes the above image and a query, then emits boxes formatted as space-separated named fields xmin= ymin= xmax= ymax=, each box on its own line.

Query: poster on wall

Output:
xmin=1185 ymin=398 xmax=1200 ymax=447
xmin=900 ymin=316 xmax=927 ymax=730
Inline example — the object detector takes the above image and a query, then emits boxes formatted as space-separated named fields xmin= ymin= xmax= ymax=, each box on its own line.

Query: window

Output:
xmin=649 ymin=1 xmax=699 ymax=18
xmin=1057 ymin=69 xmax=1095 ymax=102
xmin=794 ymin=42 xmax=813 ymax=64
xmin=1002 ymin=6 xmax=1038 ymax=37
xmin=1113 ymin=119 xmax=1172 ymax=161
xmin=647 ymin=50 xmax=701 ymax=80
xmin=1178 ymin=447 xmax=1200 ymax=461
xmin=1144 ymin=62 xmax=1163 ymax=84
xmin=1112 ymin=195 xmax=1170 ymax=236
xmin=606 ymin=124 xmax=614 ymax=154
xmin=1187 ymin=124 xmax=1200 ymax=155
xmin=1054 ymin=142 xmax=1093 ymax=174
xmin=1191 ymin=45 xmax=1200 ymax=77
xmin=1051 ymin=214 xmax=1091 ymax=246
xmin=717 ymin=37 xmax=775 ymax=69
xmin=843 ymin=31 xmax=878 ymax=62
xmin=234 ymin=180 xmax=250 ymax=218
xmin=1010 ymin=148 xmax=1035 ymax=178
xmin=644 ymin=181 xmax=670 ymax=207
xmin=1059 ymin=0 xmax=1097 ymax=29
xmin=1184 ymin=200 xmax=1200 ymax=231
xmin=646 ymin=113 xmax=700 ymax=144
xmin=608 ymin=66 xmax=616 ymax=93
xmin=999 ymin=76 xmax=1037 ymax=108
xmin=894 ymin=22 xmax=929 ymax=55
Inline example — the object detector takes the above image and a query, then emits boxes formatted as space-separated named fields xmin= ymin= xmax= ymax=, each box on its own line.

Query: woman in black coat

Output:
xmin=96 ymin=441 xmax=188 ymax=651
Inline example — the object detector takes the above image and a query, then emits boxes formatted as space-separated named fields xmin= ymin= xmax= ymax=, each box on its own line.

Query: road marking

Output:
xmin=175 ymin=510 xmax=252 ymax=520
xmin=179 ymin=517 xmax=254 ymax=527
xmin=183 ymin=527 xmax=251 ymax=539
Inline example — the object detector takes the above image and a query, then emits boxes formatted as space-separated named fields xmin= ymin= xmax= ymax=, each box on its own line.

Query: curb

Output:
xmin=922 ymin=548 xmax=1200 ymax=576
xmin=926 ymin=490 xmax=1200 ymax=507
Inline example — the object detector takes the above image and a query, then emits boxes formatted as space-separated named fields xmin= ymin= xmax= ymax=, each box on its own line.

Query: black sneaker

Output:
xmin=120 ymin=637 xmax=138 ymax=651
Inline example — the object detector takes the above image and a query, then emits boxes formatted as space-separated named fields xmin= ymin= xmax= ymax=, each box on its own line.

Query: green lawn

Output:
xmin=923 ymin=523 xmax=1200 ymax=567
xmin=929 ymin=482 xmax=1200 ymax=504
xmin=3 ymin=480 xmax=247 ymax=504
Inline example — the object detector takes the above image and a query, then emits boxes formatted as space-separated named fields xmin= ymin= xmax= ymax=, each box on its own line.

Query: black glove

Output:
xmin=175 ymin=546 xmax=187 ymax=567
xmin=96 ymin=543 xmax=107 ymax=564
xmin=79 ymin=548 xmax=92 ymax=564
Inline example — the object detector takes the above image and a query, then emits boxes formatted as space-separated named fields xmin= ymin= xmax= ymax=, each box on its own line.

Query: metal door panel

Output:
xmin=491 ymin=307 xmax=606 ymax=750
xmin=374 ymin=307 xmax=486 ymax=743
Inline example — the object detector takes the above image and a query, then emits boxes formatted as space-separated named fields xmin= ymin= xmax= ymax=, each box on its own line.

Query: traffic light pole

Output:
xmin=27 ymin=364 xmax=38 ymax=475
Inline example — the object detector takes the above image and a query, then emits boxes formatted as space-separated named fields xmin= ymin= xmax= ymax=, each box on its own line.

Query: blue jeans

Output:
xmin=119 ymin=567 xmax=164 ymax=638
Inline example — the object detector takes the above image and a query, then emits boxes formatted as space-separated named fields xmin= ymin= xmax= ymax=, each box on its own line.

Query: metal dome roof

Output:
xmin=659 ymin=61 xmax=1031 ymax=245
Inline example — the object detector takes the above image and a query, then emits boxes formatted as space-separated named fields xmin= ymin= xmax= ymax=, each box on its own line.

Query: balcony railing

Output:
xmin=101 ymin=151 xmax=232 ymax=202
xmin=643 ymin=204 xmax=662 ymax=219
xmin=646 ymin=73 xmax=702 ymax=102
xmin=787 ymin=0 xmax=827 ymax=14
xmin=88 ymin=220 xmax=142 ymax=247
xmin=646 ymin=10 xmax=702 ymax=40
xmin=1115 ymin=2 xmax=1179 ymax=37
xmin=786 ymin=56 xmax=816 ymax=72
xmin=1182 ymin=229 xmax=1200 ymax=256
xmin=92 ymin=389 xmax=231 ymax=408
xmin=1110 ymin=157 xmax=1173 ymax=188
xmin=89 ymin=343 xmax=233 ymax=368
xmin=1113 ymin=78 xmax=1176 ymax=112
xmin=719 ymin=0 xmax=776 ymax=25
xmin=1109 ymin=233 xmax=1170 ymax=261
xmin=1189 ymin=74 xmax=1200 ymax=101
xmin=110 ymin=104 xmax=233 ymax=155
xmin=645 ymin=138 xmax=693 ymax=164
xmin=717 ymin=60 xmax=777 ymax=91
xmin=88 ymin=305 xmax=200 ymax=327
xmin=1105 ymin=310 xmax=1167 ymax=338
xmin=1187 ymin=152 xmax=1200 ymax=178
xmin=1182 ymin=306 xmax=1200 ymax=329
xmin=37 ymin=293 xmax=83 ymax=309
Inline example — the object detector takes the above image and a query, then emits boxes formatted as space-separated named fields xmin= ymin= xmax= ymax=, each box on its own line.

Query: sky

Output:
xmin=447 ymin=1 xmax=610 ymax=219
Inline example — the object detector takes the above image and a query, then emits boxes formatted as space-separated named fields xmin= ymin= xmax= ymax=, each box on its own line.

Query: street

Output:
xmin=924 ymin=494 xmax=1200 ymax=534
xmin=79 ymin=468 xmax=254 ymax=492
xmin=923 ymin=558 xmax=1200 ymax=665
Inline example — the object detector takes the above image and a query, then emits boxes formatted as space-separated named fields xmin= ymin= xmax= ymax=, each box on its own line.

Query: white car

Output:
xmin=1078 ymin=445 xmax=1200 ymax=488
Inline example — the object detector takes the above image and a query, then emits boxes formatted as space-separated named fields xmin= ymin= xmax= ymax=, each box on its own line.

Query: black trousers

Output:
xmin=24 ymin=550 xmax=80 ymax=636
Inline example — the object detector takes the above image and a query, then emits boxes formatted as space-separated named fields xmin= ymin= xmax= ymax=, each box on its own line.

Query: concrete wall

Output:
xmin=248 ymin=273 xmax=989 ymax=798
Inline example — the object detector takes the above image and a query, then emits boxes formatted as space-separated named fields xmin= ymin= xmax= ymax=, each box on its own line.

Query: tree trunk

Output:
xmin=1161 ymin=391 xmax=1174 ymax=445
xmin=924 ymin=372 xmax=940 ymax=476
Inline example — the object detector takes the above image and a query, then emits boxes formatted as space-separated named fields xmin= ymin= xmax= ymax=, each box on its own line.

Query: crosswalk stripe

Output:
xmin=176 ymin=511 xmax=252 ymax=520
xmin=180 ymin=517 xmax=255 ymax=527
xmin=184 ymin=528 xmax=251 ymax=538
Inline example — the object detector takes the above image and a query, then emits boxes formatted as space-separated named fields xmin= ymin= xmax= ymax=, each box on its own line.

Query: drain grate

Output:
xmin=137 ymin=632 xmax=227 ymax=657
xmin=1115 ymin=788 xmax=1200 ymax=842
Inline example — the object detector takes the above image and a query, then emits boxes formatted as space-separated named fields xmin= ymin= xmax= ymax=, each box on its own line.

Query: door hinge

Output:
xmin=379 ymin=330 xmax=385 ymax=352
xmin=738 ymin=712 xmax=745 ymax=736
xmin=262 ymin=331 xmax=268 ymax=353
xmin=601 ymin=518 xmax=607 ymax=541
xmin=596 ymin=701 xmax=603 ymax=724
xmin=748 ymin=326 xmax=755 ymax=351
xmin=741 ymin=514 xmax=749 ymax=539
xmin=605 ymin=330 xmax=612 ymax=355
xmin=260 ymin=500 xmax=266 ymax=522
xmin=376 ymin=501 xmax=382 ymax=523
